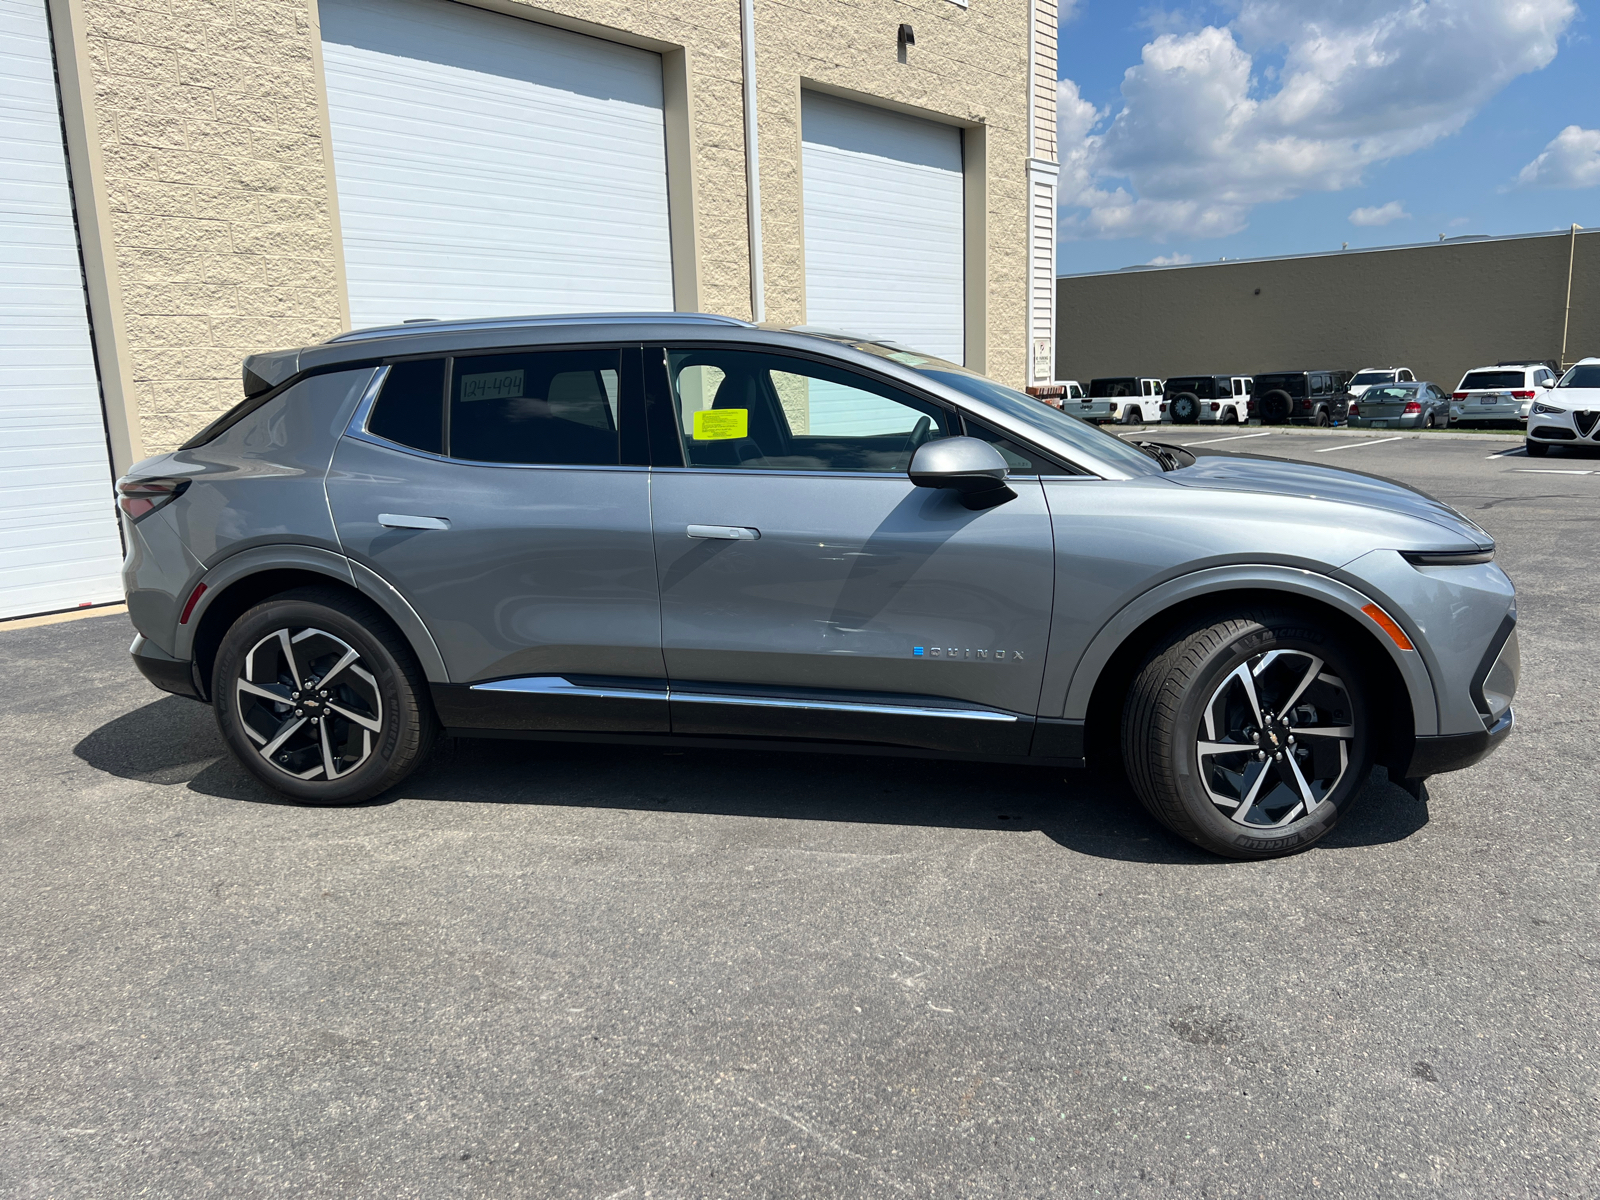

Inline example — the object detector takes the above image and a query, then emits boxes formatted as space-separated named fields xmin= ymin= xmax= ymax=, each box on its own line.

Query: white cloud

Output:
xmin=1147 ymin=253 xmax=1194 ymax=265
xmin=1058 ymin=0 xmax=1577 ymax=242
xmin=1514 ymin=125 xmax=1600 ymax=189
xmin=1349 ymin=200 xmax=1410 ymax=226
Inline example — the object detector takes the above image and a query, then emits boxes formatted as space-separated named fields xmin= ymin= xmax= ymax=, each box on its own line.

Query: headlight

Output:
xmin=1532 ymin=402 xmax=1563 ymax=416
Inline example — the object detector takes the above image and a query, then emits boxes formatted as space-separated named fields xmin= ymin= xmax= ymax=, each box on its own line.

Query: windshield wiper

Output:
xmin=1134 ymin=440 xmax=1183 ymax=471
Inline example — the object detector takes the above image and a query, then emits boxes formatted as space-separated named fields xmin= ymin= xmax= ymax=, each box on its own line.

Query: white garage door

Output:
xmin=0 ymin=0 xmax=124 ymax=620
xmin=320 ymin=0 xmax=674 ymax=330
xmin=801 ymin=91 xmax=965 ymax=364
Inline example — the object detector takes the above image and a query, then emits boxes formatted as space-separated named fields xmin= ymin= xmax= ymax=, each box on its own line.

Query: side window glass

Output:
xmin=368 ymin=359 xmax=445 ymax=454
xmin=1217 ymin=378 xmax=1232 ymax=397
xmin=448 ymin=349 xmax=621 ymax=465
xmin=666 ymin=348 xmax=951 ymax=472
xmin=963 ymin=418 xmax=1073 ymax=475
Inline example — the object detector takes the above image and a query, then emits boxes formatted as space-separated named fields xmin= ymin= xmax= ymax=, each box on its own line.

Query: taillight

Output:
xmin=1301 ymin=398 xmax=1312 ymax=409
xmin=1348 ymin=403 xmax=1360 ymax=416
xmin=1209 ymin=402 xmax=1220 ymax=411
xmin=1512 ymin=390 xmax=1535 ymax=399
xmin=116 ymin=476 xmax=190 ymax=521
xmin=1452 ymin=391 xmax=1468 ymax=400
xmin=1160 ymin=403 xmax=1168 ymax=411
xmin=1403 ymin=401 xmax=1421 ymax=414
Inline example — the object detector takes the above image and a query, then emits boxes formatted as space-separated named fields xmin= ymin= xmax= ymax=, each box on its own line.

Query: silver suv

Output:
xmin=119 ymin=315 xmax=1518 ymax=859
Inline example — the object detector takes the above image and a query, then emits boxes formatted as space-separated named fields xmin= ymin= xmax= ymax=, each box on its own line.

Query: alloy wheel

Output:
xmin=234 ymin=627 xmax=384 ymax=781
xmin=1194 ymin=649 xmax=1355 ymax=828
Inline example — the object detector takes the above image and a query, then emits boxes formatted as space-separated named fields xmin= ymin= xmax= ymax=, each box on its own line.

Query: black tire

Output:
xmin=1170 ymin=392 xmax=1201 ymax=424
xmin=1314 ymin=407 xmax=1332 ymax=428
xmin=1423 ymin=411 xmax=1435 ymax=429
xmin=1258 ymin=389 xmax=1294 ymax=424
xmin=1525 ymin=439 xmax=1548 ymax=457
xmin=212 ymin=586 xmax=438 ymax=805
xmin=1120 ymin=405 xmax=1143 ymax=425
xmin=1121 ymin=609 xmax=1372 ymax=859
xmin=1222 ymin=406 xmax=1240 ymax=425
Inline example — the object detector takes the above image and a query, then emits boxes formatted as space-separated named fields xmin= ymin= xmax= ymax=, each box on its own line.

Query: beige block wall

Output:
xmin=1056 ymin=230 xmax=1600 ymax=390
xmin=66 ymin=0 xmax=1033 ymax=457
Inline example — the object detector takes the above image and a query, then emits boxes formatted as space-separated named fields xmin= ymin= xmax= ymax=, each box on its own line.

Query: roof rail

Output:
xmin=325 ymin=311 xmax=753 ymax=345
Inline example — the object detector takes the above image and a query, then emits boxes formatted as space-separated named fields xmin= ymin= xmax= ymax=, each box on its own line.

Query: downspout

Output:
xmin=1560 ymin=223 xmax=1580 ymax=370
xmin=740 ymin=0 xmax=765 ymax=322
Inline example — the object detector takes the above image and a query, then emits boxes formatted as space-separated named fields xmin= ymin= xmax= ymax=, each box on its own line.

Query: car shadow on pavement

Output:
xmin=74 ymin=698 xmax=1429 ymax=863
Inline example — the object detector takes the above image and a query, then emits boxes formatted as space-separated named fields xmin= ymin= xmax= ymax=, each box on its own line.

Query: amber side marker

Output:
xmin=1362 ymin=603 xmax=1415 ymax=651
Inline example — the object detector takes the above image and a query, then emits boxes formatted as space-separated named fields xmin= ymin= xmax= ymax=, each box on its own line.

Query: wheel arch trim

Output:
xmin=1055 ymin=565 xmax=1439 ymax=737
xmin=171 ymin=546 xmax=449 ymax=685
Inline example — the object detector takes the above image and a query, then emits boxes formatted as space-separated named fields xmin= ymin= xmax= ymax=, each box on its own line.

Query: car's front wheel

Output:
xmin=212 ymin=586 xmax=438 ymax=804
xmin=1121 ymin=609 xmax=1372 ymax=858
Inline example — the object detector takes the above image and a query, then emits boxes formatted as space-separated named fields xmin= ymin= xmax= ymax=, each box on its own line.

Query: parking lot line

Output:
xmin=1508 ymin=468 xmax=1594 ymax=474
xmin=1313 ymin=436 xmax=1405 ymax=453
xmin=1184 ymin=431 xmax=1272 ymax=446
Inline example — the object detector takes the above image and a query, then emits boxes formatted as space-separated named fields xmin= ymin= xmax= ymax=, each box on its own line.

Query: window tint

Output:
xmin=666 ymin=348 xmax=951 ymax=472
xmin=1557 ymin=364 xmax=1600 ymax=388
xmin=1461 ymin=370 xmax=1524 ymax=390
xmin=369 ymin=359 xmax=445 ymax=453
xmin=448 ymin=350 xmax=620 ymax=465
xmin=1089 ymin=378 xmax=1137 ymax=397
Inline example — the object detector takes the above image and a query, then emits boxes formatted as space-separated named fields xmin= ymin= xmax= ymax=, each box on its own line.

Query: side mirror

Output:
xmin=908 ymin=437 xmax=1016 ymax=510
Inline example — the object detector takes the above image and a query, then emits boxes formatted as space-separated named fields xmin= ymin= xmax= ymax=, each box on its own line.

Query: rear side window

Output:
xmin=449 ymin=349 xmax=621 ymax=465
xmin=368 ymin=359 xmax=445 ymax=453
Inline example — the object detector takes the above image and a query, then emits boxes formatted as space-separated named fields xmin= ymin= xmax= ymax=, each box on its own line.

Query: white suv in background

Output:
xmin=1348 ymin=367 xmax=1415 ymax=397
xmin=1526 ymin=358 xmax=1600 ymax=456
xmin=1452 ymin=362 xmax=1558 ymax=427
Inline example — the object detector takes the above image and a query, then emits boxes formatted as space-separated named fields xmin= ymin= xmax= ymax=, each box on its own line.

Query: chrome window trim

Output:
xmin=470 ymin=676 xmax=1020 ymax=722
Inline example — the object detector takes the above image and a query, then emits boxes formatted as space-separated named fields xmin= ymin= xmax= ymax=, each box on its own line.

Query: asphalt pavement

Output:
xmin=3 ymin=433 xmax=1597 ymax=1198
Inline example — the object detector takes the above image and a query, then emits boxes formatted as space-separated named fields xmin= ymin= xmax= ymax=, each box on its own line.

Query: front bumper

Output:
xmin=130 ymin=634 xmax=202 ymax=701
xmin=1405 ymin=707 xmax=1513 ymax=777
xmin=1528 ymin=410 xmax=1599 ymax=444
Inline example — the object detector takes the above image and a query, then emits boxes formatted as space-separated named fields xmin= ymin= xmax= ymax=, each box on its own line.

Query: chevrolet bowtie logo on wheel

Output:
xmin=912 ymin=647 xmax=1024 ymax=661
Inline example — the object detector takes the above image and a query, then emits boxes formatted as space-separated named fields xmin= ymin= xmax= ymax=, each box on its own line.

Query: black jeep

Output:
xmin=1251 ymin=370 xmax=1353 ymax=426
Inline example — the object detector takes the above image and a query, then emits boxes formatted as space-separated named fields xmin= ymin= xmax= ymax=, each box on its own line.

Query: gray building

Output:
xmin=1056 ymin=227 xmax=1598 ymax=390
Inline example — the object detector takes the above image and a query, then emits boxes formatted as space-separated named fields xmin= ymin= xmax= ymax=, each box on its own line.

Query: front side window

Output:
xmin=449 ymin=349 xmax=620 ymax=465
xmin=666 ymin=349 xmax=951 ymax=472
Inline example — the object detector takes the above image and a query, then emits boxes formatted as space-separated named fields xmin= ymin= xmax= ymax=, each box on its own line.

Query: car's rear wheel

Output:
xmin=1120 ymin=405 xmax=1143 ymax=425
xmin=1525 ymin=439 xmax=1549 ymax=457
xmin=1423 ymin=411 xmax=1436 ymax=429
xmin=1121 ymin=609 xmax=1372 ymax=859
xmin=1314 ymin=408 xmax=1332 ymax=427
xmin=1222 ymin=407 xmax=1240 ymax=425
xmin=212 ymin=586 xmax=438 ymax=804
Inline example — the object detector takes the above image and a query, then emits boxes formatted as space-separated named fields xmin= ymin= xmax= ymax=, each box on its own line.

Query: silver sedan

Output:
xmin=1348 ymin=382 xmax=1452 ymax=430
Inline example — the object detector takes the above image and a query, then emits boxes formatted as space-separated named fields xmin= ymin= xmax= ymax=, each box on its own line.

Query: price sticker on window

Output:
xmin=459 ymin=369 xmax=524 ymax=402
xmin=692 ymin=409 xmax=748 ymax=440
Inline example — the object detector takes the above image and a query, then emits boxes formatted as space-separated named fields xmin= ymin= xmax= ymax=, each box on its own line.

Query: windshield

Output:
xmin=1350 ymin=371 xmax=1395 ymax=385
xmin=1557 ymin=364 xmax=1600 ymax=388
xmin=1460 ymin=370 xmax=1524 ymax=391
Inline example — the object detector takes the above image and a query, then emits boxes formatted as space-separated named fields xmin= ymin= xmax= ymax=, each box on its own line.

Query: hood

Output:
xmin=1537 ymin=387 xmax=1600 ymax=410
xmin=1165 ymin=452 xmax=1493 ymax=550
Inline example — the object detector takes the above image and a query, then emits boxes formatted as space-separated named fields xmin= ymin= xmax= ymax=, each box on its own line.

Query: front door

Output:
xmin=327 ymin=346 xmax=667 ymax=732
xmin=646 ymin=345 xmax=1055 ymax=755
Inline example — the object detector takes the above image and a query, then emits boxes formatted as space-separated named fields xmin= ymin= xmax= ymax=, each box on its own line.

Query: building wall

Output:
xmin=54 ymin=0 xmax=1038 ymax=462
xmin=1056 ymin=229 xmax=1600 ymax=390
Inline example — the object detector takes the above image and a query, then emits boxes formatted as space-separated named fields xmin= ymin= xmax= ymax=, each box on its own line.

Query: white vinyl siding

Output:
xmin=320 ymin=0 xmax=674 ymax=330
xmin=800 ymin=91 xmax=964 ymax=365
xmin=0 ymin=0 xmax=124 ymax=620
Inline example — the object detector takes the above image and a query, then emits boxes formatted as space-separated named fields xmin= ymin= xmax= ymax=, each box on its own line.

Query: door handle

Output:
xmin=687 ymin=524 xmax=760 ymax=541
xmin=379 ymin=513 xmax=450 ymax=530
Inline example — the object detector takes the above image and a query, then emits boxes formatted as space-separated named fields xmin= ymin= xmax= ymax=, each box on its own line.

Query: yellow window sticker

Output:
xmin=692 ymin=408 xmax=748 ymax=440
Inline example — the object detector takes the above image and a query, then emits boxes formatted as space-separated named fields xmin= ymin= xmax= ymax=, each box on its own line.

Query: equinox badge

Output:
xmin=913 ymin=647 xmax=1023 ymax=661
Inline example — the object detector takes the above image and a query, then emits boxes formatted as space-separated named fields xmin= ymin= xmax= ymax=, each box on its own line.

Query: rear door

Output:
xmin=645 ymin=345 xmax=1055 ymax=755
xmin=327 ymin=345 xmax=667 ymax=732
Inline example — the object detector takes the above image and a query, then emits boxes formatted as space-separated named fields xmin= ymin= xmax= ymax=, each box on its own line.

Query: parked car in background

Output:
xmin=1347 ymin=382 xmax=1451 ymax=429
xmin=1451 ymin=363 xmax=1557 ymax=427
xmin=1086 ymin=376 xmax=1163 ymax=425
xmin=1347 ymin=367 xmax=1415 ymax=397
xmin=1251 ymin=370 xmax=1353 ymax=426
xmin=1524 ymin=358 xmax=1600 ymax=456
xmin=116 ymin=313 xmax=1517 ymax=860
xmin=1025 ymin=380 xmax=1085 ymax=410
xmin=1158 ymin=375 xmax=1245 ymax=425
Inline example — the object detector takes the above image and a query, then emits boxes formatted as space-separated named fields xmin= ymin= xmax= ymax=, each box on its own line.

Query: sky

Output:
xmin=1055 ymin=0 xmax=1600 ymax=274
